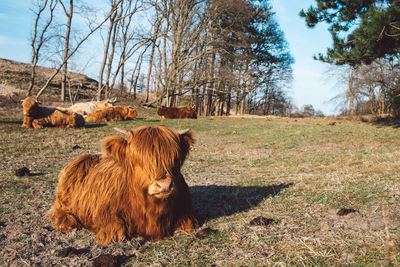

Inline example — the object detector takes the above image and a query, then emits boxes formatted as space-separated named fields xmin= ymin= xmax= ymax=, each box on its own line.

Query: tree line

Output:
xmin=27 ymin=0 xmax=294 ymax=116
xmin=301 ymin=0 xmax=400 ymax=117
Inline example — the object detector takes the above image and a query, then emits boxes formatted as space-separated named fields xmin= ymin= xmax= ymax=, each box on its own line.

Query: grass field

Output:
xmin=1 ymin=109 xmax=400 ymax=266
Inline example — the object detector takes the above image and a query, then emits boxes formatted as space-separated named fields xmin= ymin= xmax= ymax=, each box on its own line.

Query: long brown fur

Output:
xmin=47 ymin=125 xmax=197 ymax=245
xmin=85 ymin=106 xmax=137 ymax=122
xmin=157 ymin=106 xmax=197 ymax=119
xmin=69 ymin=99 xmax=117 ymax=116
xmin=21 ymin=97 xmax=84 ymax=128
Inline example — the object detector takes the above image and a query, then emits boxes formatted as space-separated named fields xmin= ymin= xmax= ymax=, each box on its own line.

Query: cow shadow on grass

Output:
xmin=29 ymin=172 xmax=46 ymax=177
xmin=0 ymin=119 xmax=22 ymax=125
xmin=84 ymin=123 xmax=107 ymax=128
xmin=135 ymin=118 xmax=161 ymax=123
xmin=190 ymin=183 xmax=293 ymax=224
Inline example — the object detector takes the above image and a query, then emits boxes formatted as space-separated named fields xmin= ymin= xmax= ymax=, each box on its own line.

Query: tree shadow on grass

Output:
xmin=371 ymin=120 xmax=400 ymax=128
xmin=360 ymin=116 xmax=400 ymax=128
xmin=190 ymin=183 xmax=293 ymax=224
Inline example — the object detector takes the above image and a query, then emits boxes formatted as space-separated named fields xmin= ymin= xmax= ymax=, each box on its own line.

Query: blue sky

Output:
xmin=0 ymin=0 xmax=342 ymax=115
xmin=271 ymin=0 xmax=340 ymax=115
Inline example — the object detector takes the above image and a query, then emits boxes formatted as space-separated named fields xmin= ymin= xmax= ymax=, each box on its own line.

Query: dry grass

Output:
xmin=1 ymin=106 xmax=400 ymax=266
xmin=0 ymin=58 xmax=98 ymax=98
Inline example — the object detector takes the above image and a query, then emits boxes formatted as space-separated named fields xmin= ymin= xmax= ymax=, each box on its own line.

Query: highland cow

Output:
xmin=21 ymin=97 xmax=84 ymax=129
xmin=157 ymin=106 xmax=197 ymax=119
xmin=47 ymin=126 xmax=197 ymax=244
xmin=85 ymin=106 xmax=137 ymax=122
xmin=69 ymin=98 xmax=117 ymax=116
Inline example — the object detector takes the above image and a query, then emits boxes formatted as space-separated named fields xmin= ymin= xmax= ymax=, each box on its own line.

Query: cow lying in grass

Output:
xmin=69 ymin=98 xmax=117 ymax=116
xmin=47 ymin=126 xmax=197 ymax=244
xmin=157 ymin=106 xmax=197 ymax=119
xmin=21 ymin=97 xmax=84 ymax=129
xmin=85 ymin=106 xmax=137 ymax=122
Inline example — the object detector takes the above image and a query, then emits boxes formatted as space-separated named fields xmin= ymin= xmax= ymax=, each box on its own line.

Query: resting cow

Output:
xmin=69 ymin=98 xmax=117 ymax=116
xmin=47 ymin=126 xmax=197 ymax=244
xmin=157 ymin=106 xmax=197 ymax=119
xmin=21 ymin=97 xmax=84 ymax=129
xmin=85 ymin=106 xmax=137 ymax=122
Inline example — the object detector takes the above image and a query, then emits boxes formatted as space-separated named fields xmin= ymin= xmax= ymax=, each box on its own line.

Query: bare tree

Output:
xmin=328 ymin=57 xmax=400 ymax=116
xmin=36 ymin=1 xmax=122 ymax=99
xmin=109 ymin=0 xmax=148 ymax=96
xmin=97 ymin=0 xmax=120 ymax=101
xmin=59 ymin=0 xmax=73 ymax=101
xmin=145 ymin=16 xmax=162 ymax=103
xmin=27 ymin=0 xmax=58 ymax=96
xmin=129 ymin=50 xmax=145 ymax=99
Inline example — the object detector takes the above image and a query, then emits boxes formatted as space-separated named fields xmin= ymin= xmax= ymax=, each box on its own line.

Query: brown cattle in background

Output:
xmin=47 ymin=126 xmax=197 ymax=244
xmin=21 ymin=97 xmax=84 ymax=129
xmin=85 ymin=106 xmax=137 ymax=122
xmin=157 ymin=106 xmax=197 ymax=119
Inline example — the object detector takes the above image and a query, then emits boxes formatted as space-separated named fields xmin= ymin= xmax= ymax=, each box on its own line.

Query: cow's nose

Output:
xmin=155 ymin=178 xmax=173 ymax=193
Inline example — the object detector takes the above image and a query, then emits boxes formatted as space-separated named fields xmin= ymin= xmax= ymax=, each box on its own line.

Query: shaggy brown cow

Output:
xmin=157 ymin=106 xmax=197 ymax=119
xmin=21 ymin=97 xmax=85 ymax=128
xmin=85 ymin=106 xmax=137 ymax=122
xmin=47 ymin=126 xmax=197 ymax=244
xmin=69 ymin=98 xmax=117 ymax=116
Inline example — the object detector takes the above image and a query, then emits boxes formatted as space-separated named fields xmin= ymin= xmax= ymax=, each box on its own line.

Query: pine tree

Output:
xmin=300 ymin=0 xmax=400 ymax=65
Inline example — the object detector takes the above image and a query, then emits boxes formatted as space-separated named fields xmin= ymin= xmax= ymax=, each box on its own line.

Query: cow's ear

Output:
xmin=179 ymin=128 xmax=194 ymax=156
xmin=102 ymin=136 xmax=127 ymax=163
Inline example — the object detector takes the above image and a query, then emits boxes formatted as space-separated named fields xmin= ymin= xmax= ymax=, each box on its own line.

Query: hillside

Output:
xmin=0 ymin=58 xmax=98 ymax=99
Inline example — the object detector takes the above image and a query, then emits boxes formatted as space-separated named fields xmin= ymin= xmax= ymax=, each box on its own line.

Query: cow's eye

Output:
xmin=155 ymin=175 xmax=166 ymax=181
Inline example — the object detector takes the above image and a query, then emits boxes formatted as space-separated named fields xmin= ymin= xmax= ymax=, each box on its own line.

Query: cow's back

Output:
xmin=58 ymin=154 xmax=101 ymax=191
xmin=70 ymin=102 xmax=97 ymax=115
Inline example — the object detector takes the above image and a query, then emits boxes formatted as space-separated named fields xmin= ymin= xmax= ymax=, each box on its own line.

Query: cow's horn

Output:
xmin=114 ymin=127 xmax=129 ymax=135
xmin=178 ymin=128 xmax=191 ymax=135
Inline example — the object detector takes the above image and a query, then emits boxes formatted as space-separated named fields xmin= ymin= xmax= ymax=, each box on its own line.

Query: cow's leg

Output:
xmin=22 ymin=116 xmax=33 ymax=128
xmin=94 ymin=216 xmax=127 ymax=245
xmin=175 ymin=215 xmax=197 ymax=232
xmin=32 ymin=119 xmax=45 ymax=128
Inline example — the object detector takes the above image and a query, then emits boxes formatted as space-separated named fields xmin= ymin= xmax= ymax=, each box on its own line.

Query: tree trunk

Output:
xmin=104 ymin=10 xmax=120 ymax=99
xmin=145 ymin=41 xmax=156 ymax=103
xmin=240 ymin=89 xmax=245 ymax=115
xmin=120 ymin=60 xmax=125 ymax=93
xmin=348 ymin=66 xmax=354 ymax=116
xmin=61 ymin=0 xmax=73 ymax=102
xmin=28 ymin=0 xmax=57 ymax=96
xmin=133 ymin=56 xmax=144 ymax=99
xmin=27 ymin=67 xmax=36 ymax=96
xmin=97 ymin=4 xmax=117 ymax=101
xmin=226 ymin=91 xmax=231 ymax=116
xmin=205 ymin=30 xmax=215 ymax=116
xmin=36 ymin=3 xmax=115 ymax=99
